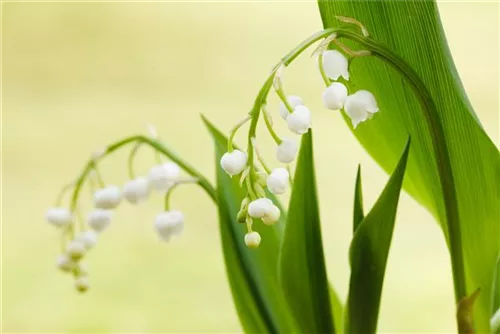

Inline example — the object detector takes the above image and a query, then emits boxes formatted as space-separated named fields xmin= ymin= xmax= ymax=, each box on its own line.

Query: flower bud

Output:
xmin=93 ymin=185 xmax=121 ymax=209
xmin=148 ymin=162 xmax=181 ymax=192
xmin=267 ymin=168 xmax=289 ymax=195
xmin=75 ymin=275 xmax=89 ymax=293
xmin=237 ymin=198 xmax=250 ymax=223
xmin=154 ymin=210 xmax=185 ymax=242
xmin=256 ymin=171 xmax=268 ymax=187
xmin=322 ymin=82 xmax=348 ymax=110
xmin=77 ymin=231 xmax=98 ymax=250
xmin=87 ymin=209 xmax=112 ymax=232
xmin=248 ymin=198 xmax=273 ymax=218
xmin=123 ymin=177 xmax=151 ymax=204
xmin=220 ymin=150 xmax=247 ymax=176
xmin=56 ymin=254 xmax=75 ymax=272
xmin=276 ymin=137 xmax=297 ymax=164
xmin=344 ymin=90 xmax=379 ymax=128
xmin=66 ymin=240 xmax=86 ymax=260
xmin=491 ymin=308 xmax=500 ymax=333
xmin=287 ymin=105 xmax=311 ymax=135
xmin=261 ymin=205 xmax=280 ymax=225
xmin=279 ymin=95 xmax=304 ymax=120
xmin=322 ymin=50 xmax=349 ymax=81
xmin=244 ymin=231 xmax=261 ymax=248
xmin=45 ymin=207 xmax=72 ymax=228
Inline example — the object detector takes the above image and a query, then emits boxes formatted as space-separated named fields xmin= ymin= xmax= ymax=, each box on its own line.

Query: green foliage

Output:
xmin=278 ymin=130 xmax=336 ymax=334
xmin=346 ymin=138 xmax=410 ymax=333
xmin=318 ymin=1 xmax=500 ymax=331
xmin=203 ymin=116 xmax=297 ymax=333
xmin=352 ymin=165 xmax=364 ymax=233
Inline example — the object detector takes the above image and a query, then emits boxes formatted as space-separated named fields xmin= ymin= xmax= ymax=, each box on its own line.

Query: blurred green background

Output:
xmin=2 ymin=2 xmax=498 ymax=333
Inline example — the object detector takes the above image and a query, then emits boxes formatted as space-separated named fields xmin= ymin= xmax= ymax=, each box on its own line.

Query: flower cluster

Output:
xmin=320 ymin=50 xmax=379 ymax=128
xmin=46 ymin=149 xmax=187 ymax=292
xmin=220 ymin=35 xmax=379 ymax=248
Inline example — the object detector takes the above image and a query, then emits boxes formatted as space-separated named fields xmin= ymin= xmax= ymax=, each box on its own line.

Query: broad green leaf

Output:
xmin=319 ymin=1 xmax=500 ymax=331
xmin=346 ymin=138 xmax=410 ymax=334
xmin=352 ymin=165 xmax=364 ymax=233
xmin=492 ymin=256 xmax=500 ymax=316
xmin=279 ymin=130 xmax=335 ymax=334
xmin=202 ymin=115 xmax=297 ymax=333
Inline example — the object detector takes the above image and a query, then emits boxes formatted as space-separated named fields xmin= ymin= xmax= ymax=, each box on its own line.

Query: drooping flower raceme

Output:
xmin=123 ymin=176 xmax=151 ymax=204
xmin=322 ymin=49 xmax=349 ymax=81
xmin=220 ymin=149 xmax=247 ymax=176
xmin=77 ymin=230 xmax=98 ymax=250
xmin=344 ymin=90 xmax=379 ymax=128
xmin=94 ymin=185 xmax=122 ymax=209
xmin=154 ymin=210 xmax=185 ymax=242
xmin=322 ymin=82 xmax=348 ymax=110
xmin=267 ymin=168 xmax=289 ymax=195
xmin=279 ymin=95 xmax=304 ymax=120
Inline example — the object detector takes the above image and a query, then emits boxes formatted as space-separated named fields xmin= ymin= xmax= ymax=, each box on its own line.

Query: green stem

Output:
xmin=127 ymin=142 xmax=142 ymax=180
xmin=262 ymin=105 xmax=282 ymax=145
xmin=318 ymin=52 xmax=332 ymax=87
xmin=164 ymin=178 xmax=199 ymax=211
xmin=70 ymin=135 xmax=216 ymax=217
xmin=228 ymin=115 xmax=251 ymax=152
xmin=337 ymin=29 xmax=466 ymax=302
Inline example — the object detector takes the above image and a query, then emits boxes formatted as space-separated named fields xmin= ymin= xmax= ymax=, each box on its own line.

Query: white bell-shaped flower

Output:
xmin=261 ymin=205 xmax=280 ymax=225
xmin=123 ymin=177 xmax=151 ymax=204
xmin=87 ymin=209 xmax=112 ymax=232
xmin=244 ymin=231 xmax=261 ymax=248
xmin=45 ymin=207 xmax=72 ymax=228
xmin=93 ymin=185 xmax=121 ymax=209
xmin=56 ymin=254 xmax=75 ymax=272
xmin=248 ymin=198 xmax=280 ymax=225
xmin=248 ymin=198 xmax=273 ymax=218
xmin=322 ymin=50 xmax=349 ymax=81
xmin=322 ymin=82 xmax=348 ymax=110
xmin=154 ymin=210 xmax=185 ymax=242
xmin=279 ymin=95 xmax=304 ymax=120
xmin=491 ymin=308 xmax=500 ymax=333
xmin=344 ymin=90 xmax=379 ymax=128
xmin=220 ymin=150 xmax=247 ymax=176
xmin=75 ymin=275 xmax=90 ymax=293
xmin=276 ymin=137 xmax=297 ymax=164
xmin=148 ymin=162 xmax=181 ymax=192
xmin=66 ymin=240 xmax=86 ymax=260
xmin=77 ymin=230 xmax=98 ymax=250
xmin=267 ymin=168 xmax=289 ymax=195
xmin=287 ymin=105 xmax=311 ymax=135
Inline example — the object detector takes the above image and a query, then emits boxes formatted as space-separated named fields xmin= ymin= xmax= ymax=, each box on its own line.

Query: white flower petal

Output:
xmin=287 ymin=105 xmax=311 ymax=135
xmin=279 ymin=95 xmax=304 ymax=120
xmin=276 ymin=137 xmax=297 ymax=164
xmin=154 ymin=210 xmax=185 ymax=242
xmin=322 ymin=82 xmax=348 ymax=110
xmin=244 ymin=231 xmax=261 ymax=248
xmin=267 ymin=168 xmax=289 ymax=195
xmin=46 ymin=207 xmax=73 ymax=228
xmin=123 ymin=177 xmax=151 ymax=204
xmin=220 ymin=150 xmax=247 ymax=176
xmin=87 ymin=209 xmax=112 ymax=232
xmin=262 ymin=205 xmax=280 ymax=225
xmin=344 ymin=90 xmax=379 ymax=129
xmin=248 ymin=198 xmax=273 ymax=218
xmin=322 ymin=50 xmax=349 ymax=81
xmin=93 ymin=186 xmax=122 ymax=209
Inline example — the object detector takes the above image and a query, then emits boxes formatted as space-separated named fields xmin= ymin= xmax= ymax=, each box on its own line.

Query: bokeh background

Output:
xmin=2 ymin=1 xmax=498 ymax=333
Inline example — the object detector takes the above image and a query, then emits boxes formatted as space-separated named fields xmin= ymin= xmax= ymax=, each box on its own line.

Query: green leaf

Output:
xmin=202 ymin=115 xmax=297 ymax=333
xmin=346 ymin=138 xmax=410 ymax=334
xmin=492 ymin=256 xmax=500 ymax=316
xmin=352 ymin=164 xmax=364 ymax=233
xmin=278 ymin=130 xmax=336 ymax=334
xmin=318 ymin=1 xmax=500 ymax=331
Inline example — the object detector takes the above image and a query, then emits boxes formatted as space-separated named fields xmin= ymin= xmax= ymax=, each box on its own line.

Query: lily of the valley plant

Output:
xmin=45 ymin=5 xmax=499 ymax=334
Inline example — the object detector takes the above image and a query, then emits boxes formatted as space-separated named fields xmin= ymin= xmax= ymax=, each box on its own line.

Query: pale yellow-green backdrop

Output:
xmin=2 ymin=1 xmax=498 ymax=333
